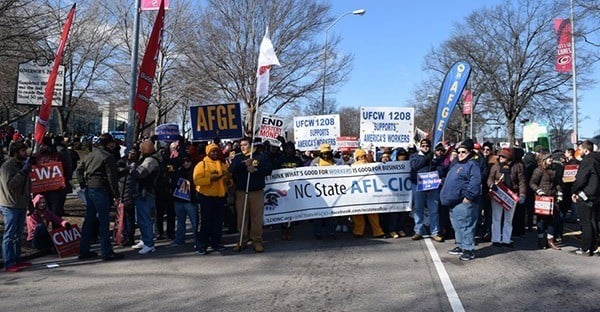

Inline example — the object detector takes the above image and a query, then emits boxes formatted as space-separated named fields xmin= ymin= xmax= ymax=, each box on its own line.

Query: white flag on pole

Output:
xmin=256 ymin=27 xmax=281 ymax=98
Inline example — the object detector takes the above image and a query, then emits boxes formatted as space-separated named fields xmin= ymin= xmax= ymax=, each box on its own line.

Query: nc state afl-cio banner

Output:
xmin=262 ymin=161 xmax=413 ymax=225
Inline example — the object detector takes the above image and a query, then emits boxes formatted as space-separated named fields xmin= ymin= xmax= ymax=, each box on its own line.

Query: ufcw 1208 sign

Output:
xmin=190 ymin=103 xmax=243 ymax=140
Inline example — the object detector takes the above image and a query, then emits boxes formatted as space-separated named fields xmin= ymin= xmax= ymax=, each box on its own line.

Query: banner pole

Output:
xmin=570 ymin=0 xmax=578 ymax=146
xmin=238 ymin=97 xmax=261 ymax=248
xmin=126 ymin=0 xmax=141 ymax=151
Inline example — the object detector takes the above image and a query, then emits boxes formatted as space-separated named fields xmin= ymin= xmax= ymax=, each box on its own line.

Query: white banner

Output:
xmin=263 ymin=161 xmax=413 ymax=225
xmin=360 ymin=107 xmax=414 ymax=148
xmin=293 ymin=114 xmax=340 ymax=151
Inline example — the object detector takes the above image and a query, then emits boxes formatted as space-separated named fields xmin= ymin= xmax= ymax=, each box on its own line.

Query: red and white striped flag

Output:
xmin=256 ymin=27 xmax=280 ymax=98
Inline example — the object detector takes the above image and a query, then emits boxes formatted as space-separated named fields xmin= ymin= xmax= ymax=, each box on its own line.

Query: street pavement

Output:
xmin=1 ymin=222 xmax=599 ymax=312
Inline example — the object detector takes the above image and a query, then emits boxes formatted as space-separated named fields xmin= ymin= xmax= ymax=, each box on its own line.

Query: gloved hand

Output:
xmin=518 ymin=195 xmax=526 ymax=204
xmin=64 ymin=222 xmax=71 ymax=230
xmin=491 ymin=184 xmax=498 ymax=191
xmin=557 ymin=196 xmax=563 ymax=203
xmin=79 ymin=182 xmax=86 ymax=190
xmin=536 ymin=189 xmax=546 ymax=196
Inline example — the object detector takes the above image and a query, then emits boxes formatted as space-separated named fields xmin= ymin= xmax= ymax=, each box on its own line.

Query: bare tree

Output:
xmin=181 ymin=0 xmax=353 ymax=135
xmin=338 ymin=106 xmax=359 ymax=137
xmin=422 ymin=0 xmax=596 ymax=146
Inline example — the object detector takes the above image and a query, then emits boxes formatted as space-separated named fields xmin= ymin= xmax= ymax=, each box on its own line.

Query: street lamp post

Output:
xmin=321 ymin=8 xmax=366 ymax=115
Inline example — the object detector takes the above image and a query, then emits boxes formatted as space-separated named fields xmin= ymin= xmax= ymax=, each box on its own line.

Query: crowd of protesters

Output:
xmin=1 ymin=128 xmax=599 ymax=272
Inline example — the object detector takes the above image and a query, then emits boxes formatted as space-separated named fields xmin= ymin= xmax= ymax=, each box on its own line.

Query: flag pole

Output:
xmin=126 ymin=0 xmax=141 ymax=151
xmin=570 ymin=0 xmax=578 ymax=146
xmin=238 ymin=97 xmax=261 ymax=248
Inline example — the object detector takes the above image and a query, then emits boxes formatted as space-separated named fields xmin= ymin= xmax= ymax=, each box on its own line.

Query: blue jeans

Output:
xmin=79 ymin=188 xmax=114 ymax=257
xmin=1 ymin=206 xmax=26 ymax=267
xmin=135 ymin=195 xmax=155 ymax=247
xmin=450 ymin=202 xmax=478 ymax=251
xmin=198 ymin=195 xmax=226 ymax=250
xmin=174 ymin=200 xmax=199 ymax=246
xmin=412 ymin=183 xmax=440 ymax=235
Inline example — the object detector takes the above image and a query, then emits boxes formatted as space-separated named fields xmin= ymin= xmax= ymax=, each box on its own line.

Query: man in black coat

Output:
xmin=571 ymin=140 xmax=600 ymax=256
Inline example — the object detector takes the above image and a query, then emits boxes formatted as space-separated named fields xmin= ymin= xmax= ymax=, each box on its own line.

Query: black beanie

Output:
xmin=460 ymin=138 xmax=474 ymax=151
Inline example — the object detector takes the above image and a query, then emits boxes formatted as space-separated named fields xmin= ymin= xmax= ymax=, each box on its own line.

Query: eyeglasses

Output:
xmin=498 ymin=155 xmax=506 ymax=159
xmin=483 ymin=148 xmax=491 ymax=151
xmin=421 ymin=145 xmax=430 ymax=148
xmin=457 ymin=150 xmax=469 ymax=154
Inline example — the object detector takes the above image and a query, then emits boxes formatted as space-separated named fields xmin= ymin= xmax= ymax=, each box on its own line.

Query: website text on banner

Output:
xmin=263 ymin=161 xmax=413 ymax=225
xmin=360 ymin=107 xmax=414 ymax=148
xmin=190 ymin=103 xmax=243 ymax=141
xmin=294 ymin=114 xmax=340 ymax=151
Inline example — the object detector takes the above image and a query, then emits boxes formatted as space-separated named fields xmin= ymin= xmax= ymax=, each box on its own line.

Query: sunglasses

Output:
xmin=483 ymin=148 xmax=491 ymax=151
xmin=421 ymin=145 xmax=430 ymax=148
xmin=498 ymin=155 xmax=506 ymax=159
xmin=457 ymin=150 xmax=469 ymax=154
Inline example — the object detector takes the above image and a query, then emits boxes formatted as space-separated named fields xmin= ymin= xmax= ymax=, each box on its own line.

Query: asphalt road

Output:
xmin=1 ymin=223 xmax=599 ymax=312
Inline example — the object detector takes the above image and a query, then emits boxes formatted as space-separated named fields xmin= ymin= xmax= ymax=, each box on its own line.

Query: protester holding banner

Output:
xmin=130 ymin=140 xmax=161 ymax=255
xmin=230 ymin=137 xmax=273 ymax=252
xmin=34 ymin=136 xmax=70 ymax=217
xmin=310 ymin=143 xmax=337 ymax=239
xmin=571 ymin=141 xmax=600 ymax=256
xmin=349 ymin=149 xmax=385 ymax=238
xmin=278 ymin=141 xmax=305 ymax=240
xmin=529 ymin=152 xmax=563 ymax=250
xmin=194 ymin=144 xmax=230 ymax=255
xmin=440 ymin=140 xmax=482 ymax=261
xmin=380 ymin=150 xmax=402 ymax=239
xmin=77 ymin=133 xmax=123 ymax=261
xmin=26 ymin=194 xmax=70 ymax=251
xmin=0 ymin=141 xmax=32 ymax=272
xmin=487 ymin=148 xmax=527 ymax=248
xmin=409 ymin=139 xmax=444 ymax=242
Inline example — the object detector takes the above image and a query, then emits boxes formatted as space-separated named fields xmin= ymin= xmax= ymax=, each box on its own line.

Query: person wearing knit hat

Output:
xmin=129 ymin=139 xmax=161 ymax=255
xmin=193 ymin=143 xmax=230 ymax=255
xmin=351 ymin=148 xmax=385 ymax=238
xmin=409 ymin=137 xmax=445 ymax=242
xmin=460 ymin=138 xmax=475 ymax=152
xmin=26 ymin=194 xmax=70 ymax=251
xmin=308 ymin=142 xmax=337 ymax=239
xmin=487 ymin=146 xmax=527 ymax=248
xmin=440 ymin=142 xmax=482 ymax=261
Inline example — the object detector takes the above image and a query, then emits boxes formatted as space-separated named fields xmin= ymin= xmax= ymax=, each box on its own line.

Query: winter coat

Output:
xmin=440 ymin=156 xmax=482 ymax=207
xmin=572 ymin=151 xmax=600 ymax=202
xmin=229 ymin=151 xmax=272 ymax=192
xmin=77 ymin=146 xmax=120 ymax=198
xmin=0 ymin=157 xmax=32 ymax=209
xmin=193 ymin=156 xmax=229 ymax=198
xmin=488 ymin=161 xmax=527 ymax=198
xmin=530 ymin=167 xmax=562 ymax=197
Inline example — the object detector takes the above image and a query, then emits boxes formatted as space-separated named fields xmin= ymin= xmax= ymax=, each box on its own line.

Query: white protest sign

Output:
xmin=263 ymin=161 xmax=413 ymax=225
xmin=360 ymin=107 xmax=414 ymax=148
xmin=293 ymin=114 xmax=340 ymax=151
xmin=259 ymin=113 xmax=284 ymax=140
xmin=16 ymin=60 xmax=65 ymax=106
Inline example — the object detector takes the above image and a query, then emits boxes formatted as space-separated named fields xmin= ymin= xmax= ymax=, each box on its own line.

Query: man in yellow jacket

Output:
xmin=194 ymin=143 xmax=230 ymax=255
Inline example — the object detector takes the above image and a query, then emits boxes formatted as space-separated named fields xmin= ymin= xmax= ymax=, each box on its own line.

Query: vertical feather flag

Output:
xmin=256 ymin=27 xmax=281 ymax=98
xmin=432 ymin=61 xmax=471 ymax=146
xmin=133 ymin=0 xmax=165 ymax=125
xmin=34 ymin=4 xmax=76 ymax=145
